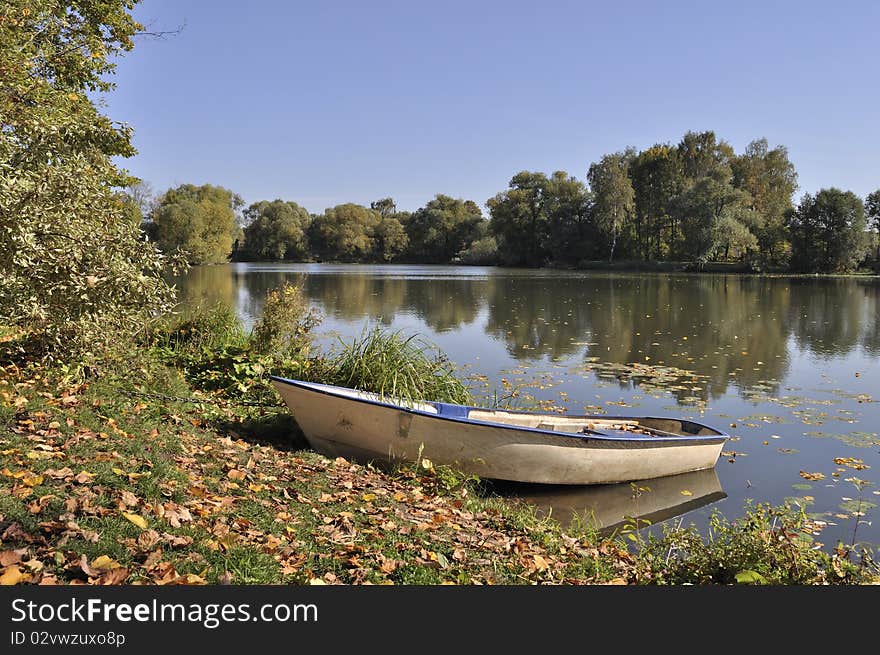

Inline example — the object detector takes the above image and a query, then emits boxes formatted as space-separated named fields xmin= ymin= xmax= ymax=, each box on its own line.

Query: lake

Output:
xmin=177 ymin=263 xmax=880 ymax=547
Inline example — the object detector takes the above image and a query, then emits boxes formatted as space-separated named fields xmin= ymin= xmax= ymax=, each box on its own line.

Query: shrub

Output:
xmin=631 ymin=502 xmax=875 ymax=584
xmin=250 ymin=282 xmax=322 ymax=357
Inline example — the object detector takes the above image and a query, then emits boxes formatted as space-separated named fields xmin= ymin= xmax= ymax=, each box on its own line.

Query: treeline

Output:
xmin=133 ymin=130 xmax=880 ymax=273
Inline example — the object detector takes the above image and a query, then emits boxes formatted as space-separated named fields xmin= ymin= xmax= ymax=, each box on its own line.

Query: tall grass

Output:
xmin=149 ymin=303 xmax=247 ymax=353
xmin=323 ymin=326 xmax=471 ymax=405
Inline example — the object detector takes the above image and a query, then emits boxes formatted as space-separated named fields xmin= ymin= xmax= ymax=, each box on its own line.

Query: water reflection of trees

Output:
xmin=175 ymin=266 xmax=880 ymax=403
xmin=483 ymin=274 xmax=792 ymax=399
xmin=787 ymin=279 xmax=873 ymax=358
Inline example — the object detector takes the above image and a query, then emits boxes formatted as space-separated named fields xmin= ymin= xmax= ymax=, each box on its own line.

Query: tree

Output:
xmin=242 ymin=199 xmax=311 ymax=260
xmin=867 ymin=189 xmax=880 ymax=264
xmin=309 ymin=204 xmax=382 ymax=262
xmin=405 ymin=195 xmax=484 ymax=263
xmin=0 ymin=0 xmax=176 ymax=358
xmin=544 ymin=172 xmax=595 ymax=265
xmin=370 ymin=198 xmax=397 ymax=218
xmin=867 ymin=190 xmax=880 ymax=232
xmin=152 ymin=184 xmax=241 ymax=264
xmin=629 ymin=145 xmax=684 ymax=259
xmin=732 ymin=139 xmax=798 ymax=264
xmin=670 ymin=177 xmax=753 ymax=263
xmin=374 ymin=216 xmax=409 ymax=262
xmin=711 ymin=209 xmax=759 ymax=262
xmin=788 ymin=189 xmax=869 ymax=273
xmin=487 ymin=172 xmax=554 ymax=266
xmin=588 ymin=151 xmax=635 ymax=261
xmin=677 ymin=130 xmax=735 ymax=182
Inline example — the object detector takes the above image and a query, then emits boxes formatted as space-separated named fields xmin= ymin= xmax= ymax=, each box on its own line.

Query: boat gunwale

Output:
xmin=269 ymin=376 xmax=729 ymax=446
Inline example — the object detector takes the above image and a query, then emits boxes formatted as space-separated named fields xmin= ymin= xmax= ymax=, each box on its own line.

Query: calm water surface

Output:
xmin=177 ymin=264 xmax=880 ymax=546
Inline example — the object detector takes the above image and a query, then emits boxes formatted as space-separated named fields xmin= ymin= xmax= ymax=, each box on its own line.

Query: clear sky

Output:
xmin=106 ymin=0 xmax=880 ymax=214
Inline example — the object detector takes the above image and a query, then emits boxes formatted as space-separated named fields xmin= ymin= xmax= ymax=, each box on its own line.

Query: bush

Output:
xmin=458 ymin=236 xmax=498 ymax=265
xmin=631 ymin=502 xmax=875 ymax=584
xmin=0 ymin=1 xmax=178 ymax=365
xmin=250 ymin=283 xmax=322 ymax=357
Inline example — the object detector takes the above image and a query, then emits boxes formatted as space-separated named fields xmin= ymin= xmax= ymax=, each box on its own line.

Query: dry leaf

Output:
xmin=0 ymin=565 xmax=27 ymax=586
xmin=121 ymin=512 xmax=148 ymax=529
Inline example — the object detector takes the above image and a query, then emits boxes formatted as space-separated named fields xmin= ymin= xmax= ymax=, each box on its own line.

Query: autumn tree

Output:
xmin=242 ymin=199 xmax=311 ymax=260
xmin=788 ymin=189 xmax=869 ymax=273
xmin=0 ymin=0 xmax=176 ymax=358
xmin=152 ymin=184 xmax=241 ymax=264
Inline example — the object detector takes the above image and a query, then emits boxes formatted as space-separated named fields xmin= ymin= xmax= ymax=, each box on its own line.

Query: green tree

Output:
xmin=0 ymin=0 xmax=176 ymax=357
xmin=711 ymin=209 xmax=759 ymax=261
xmin=152 ymin=184 xmax=241 ymax=264
xmin=629 ymin=145 xmax=684 ymax=259
xmin=405 ymin=194 xmax=484 ymax=263
xmin=732 ymin=139 xmax=798 ymax=265
xmin=867 ymin=190 xmax=880 ymax=232
xmin=374 ymin=216 xmax=409 ymax=262
xmin=677 ymin=130 xmax=735 ymax=181
xmin=866 ymin=189 xmax=880 ymax=264
xmin=544 ymin=171 xmax=595 ymax=265
xmin=588 ymin=151 xmax=635 ymax=261
xmin=309 ymin=203 xmax=381 ymax=262
xmin=370 ymin=197 xmax=398 ymax=218
xmin=788 ymin=189 xmax=869 ymax=273
xmin=670 ymin=178 xmax=753 ymax=263
xmin=242 ymin=199 xmax=311 ymax=260
xmin=487 ymin=172 xmax=554 ymax=266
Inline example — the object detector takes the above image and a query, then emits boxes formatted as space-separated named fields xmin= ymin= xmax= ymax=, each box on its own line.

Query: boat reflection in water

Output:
xmin=487 ymin=468 xmax=726 ymax=535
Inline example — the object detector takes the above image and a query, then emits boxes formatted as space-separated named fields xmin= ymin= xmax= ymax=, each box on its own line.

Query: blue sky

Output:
xmin=106 ymin=0 xmax=880 ymax=214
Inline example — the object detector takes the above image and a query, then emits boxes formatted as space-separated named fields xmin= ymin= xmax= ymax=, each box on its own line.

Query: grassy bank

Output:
xmin=1 ymin=304 xmax=878 ymax=585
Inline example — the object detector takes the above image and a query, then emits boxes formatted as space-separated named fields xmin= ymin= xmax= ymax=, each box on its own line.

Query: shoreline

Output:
xmin=226 ymin=258 xmax=880 ymax=279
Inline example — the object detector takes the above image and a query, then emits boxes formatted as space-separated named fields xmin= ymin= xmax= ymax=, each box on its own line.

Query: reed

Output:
xmin=323 ymin=326 xmax=470 ymax=405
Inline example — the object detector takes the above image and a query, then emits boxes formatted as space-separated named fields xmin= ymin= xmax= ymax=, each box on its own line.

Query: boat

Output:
xmin=490 ymin=468 xmax=726 ymax=533
xmin=270 ymin=377 xmax=729 ymax=485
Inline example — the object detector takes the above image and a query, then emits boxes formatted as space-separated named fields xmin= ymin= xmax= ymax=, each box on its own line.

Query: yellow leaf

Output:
xmin=361 ymin=493 xmax=376 ymax=502
xmin=111 ymin=467 xmax=126 ymax=476
xmin=0 ymin=565 xmax=27 ymax=586
xmin=680 ymin=489 xmax=693 ymax=496
xmin=22 ymin=473 xmax=43 ymax=487
xmin=91 ymin=555 xmax=119 ymax=571
xmin=121 ymin=512 xmax=148 ymax=530
xmin=308 ymin=578 xmax=327 ymax=585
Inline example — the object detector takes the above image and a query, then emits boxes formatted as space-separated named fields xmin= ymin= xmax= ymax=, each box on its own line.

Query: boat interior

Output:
xmin=465 ymin=409 xmax=720 ymax=437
